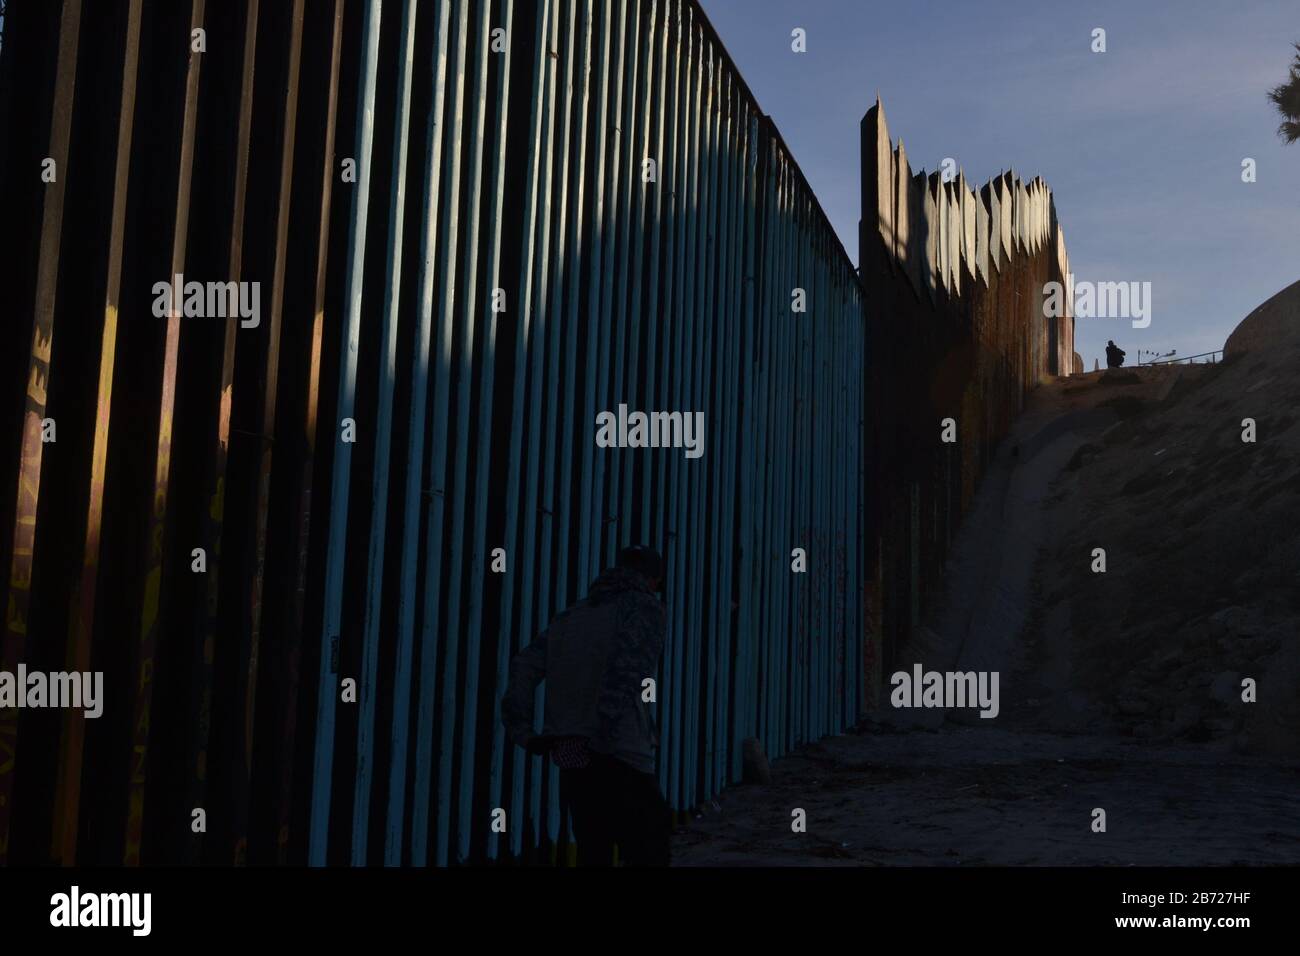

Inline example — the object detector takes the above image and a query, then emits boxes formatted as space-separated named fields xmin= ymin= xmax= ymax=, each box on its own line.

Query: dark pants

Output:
xmin=560 ymin=754 xmax=671 ymax=866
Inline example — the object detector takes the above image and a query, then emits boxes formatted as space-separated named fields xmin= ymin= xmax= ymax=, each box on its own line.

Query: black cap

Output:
xmin=616 ymin=545 xmax=664 ymax=581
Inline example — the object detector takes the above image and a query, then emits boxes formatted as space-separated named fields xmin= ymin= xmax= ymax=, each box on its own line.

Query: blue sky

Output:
xmin=699 ymin=0 xmax=1300 ymax=369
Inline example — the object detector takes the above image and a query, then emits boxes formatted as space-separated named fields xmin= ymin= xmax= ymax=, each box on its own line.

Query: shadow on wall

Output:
xmin=0 ymin=0 xmax=866 ymax=869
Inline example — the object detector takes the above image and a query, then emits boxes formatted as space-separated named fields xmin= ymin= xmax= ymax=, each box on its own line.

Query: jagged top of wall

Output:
xmin=861 ymin=98 xmax=1070 ymax=306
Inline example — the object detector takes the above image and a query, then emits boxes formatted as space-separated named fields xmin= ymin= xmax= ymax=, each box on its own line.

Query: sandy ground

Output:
xmin=674 ymin=348 xmax=1300 ymax=866
xmin=673 ymin=724 xmax=1300 ymax=866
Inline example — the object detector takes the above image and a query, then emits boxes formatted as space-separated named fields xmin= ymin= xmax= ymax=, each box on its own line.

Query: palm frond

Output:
xmin=1269 ymin=43 xmax=1300 ymax=142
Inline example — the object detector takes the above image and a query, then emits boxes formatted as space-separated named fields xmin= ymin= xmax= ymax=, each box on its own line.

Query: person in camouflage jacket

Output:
xmin=501 ymin=545 xmax=670 ymax=865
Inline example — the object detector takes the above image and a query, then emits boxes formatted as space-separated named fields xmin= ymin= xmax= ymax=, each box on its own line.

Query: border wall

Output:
xmin=0 ymin=0 xmax=865 ymax=866
xmin=859 ymin=100 xmax=1075 ymax=681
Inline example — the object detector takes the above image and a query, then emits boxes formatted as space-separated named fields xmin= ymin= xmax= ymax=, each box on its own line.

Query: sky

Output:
xmin=699 ymin=0 xmax=1300 ymax=370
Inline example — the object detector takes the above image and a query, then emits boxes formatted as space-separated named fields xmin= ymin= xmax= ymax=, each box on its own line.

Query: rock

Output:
xmin=1210 ymin=671 xmax=1241 ymax=704
xmin=1242 ymin=634 xmax=1280 ymax=657
xmin=1064 ymin=691 xmax=1091 ymax=713
xmin=1171 ymin=704 xmax=1201 ymax=734
xmin=741 ymin=737 xmax=772 ymax=785
xmin=1067 ymin=443 xmax=1101 ymax=471
xmin=1117 ymin=697 xmax=1149 ymax=716
xmin=1100 ymin=421 xmax=1133 ymax=447
xmin=1154 ymin=648 xmax=1184 ymax=671
xmin=1184 ymin=723 xmax=1212 ymax=743
xmin=1170 ymin=663 xmax=1197 ymax=683
xmin=1208 ymin=606 xmax=1268 ymax=640
xmin=1231 ymin=569 xmax=1264 ymax=598
xmin=1207 ymin=607 xmax=1240 ymax=639
xmin=1121 ymin=469 xmax=1165 ymax=496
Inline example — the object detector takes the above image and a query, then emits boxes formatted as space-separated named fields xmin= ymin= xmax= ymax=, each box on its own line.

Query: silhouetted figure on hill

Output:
xmin=502 ymin=545 xmax=670 ymax=866
xmin=1105 ymin=340 xmax=1126 ymax=368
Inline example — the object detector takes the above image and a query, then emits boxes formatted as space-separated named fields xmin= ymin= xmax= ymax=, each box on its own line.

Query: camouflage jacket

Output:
xmin=501 ymin=567 xmax=667 ymax=774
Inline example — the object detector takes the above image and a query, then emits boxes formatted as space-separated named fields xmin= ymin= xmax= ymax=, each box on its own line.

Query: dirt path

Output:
xmin=673 ymin=371 xmax=1300 ymax=866
xmin=672 ymin=723 xmax=1300 ymax=866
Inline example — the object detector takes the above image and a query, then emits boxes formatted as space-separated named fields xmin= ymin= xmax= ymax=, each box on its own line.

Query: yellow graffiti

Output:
xmin=131 ymin=743 xmax=147 ymax=784
xmin=5 ymin=596 xmax=26 ymax=636
xmin=125 ymin=799 xmax=143 ymax=863
xmin=158 ymin=407 xmax=173 ymax=448
xmin=219 ymin=383 xmax=232 ymax=450
xmin=9 ymin=563 xmax=31 ymax=592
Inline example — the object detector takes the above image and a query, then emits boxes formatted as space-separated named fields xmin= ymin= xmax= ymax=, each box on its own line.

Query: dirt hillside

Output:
xmin=1031 ymin=283 xmax=1300 ymax=756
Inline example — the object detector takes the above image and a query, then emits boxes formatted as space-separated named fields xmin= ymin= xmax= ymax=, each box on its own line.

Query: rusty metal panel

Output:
xmin=122 ymin=0 xmax=206 ymax=868
xmin=0 ymin=0 xmax=82 ymax=866
xmin=859 ymin=102 xmax=1074 ymax=695
xmin=50 ymin=0 xmax=142 ymax=868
